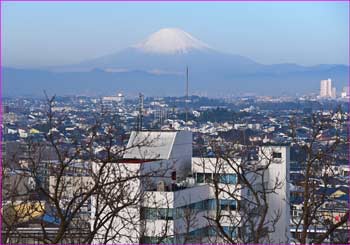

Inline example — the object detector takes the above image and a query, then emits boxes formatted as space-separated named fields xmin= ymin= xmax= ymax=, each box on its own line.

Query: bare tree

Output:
xmin=3 ymin=96 xmax=348 ymax=245
xmin=193 ymin=141 xmax=287 ymax=244
xmin=289 ymin=107 xmax=349 ymax=244
xmin=1 ymin=95 xmax=170 ymax=244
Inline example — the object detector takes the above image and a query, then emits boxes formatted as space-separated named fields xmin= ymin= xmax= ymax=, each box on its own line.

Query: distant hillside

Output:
xmin=3 ymin=65 xmax=348 ymax=97
xmin=3 ymin=28 xmax=349 ymax=96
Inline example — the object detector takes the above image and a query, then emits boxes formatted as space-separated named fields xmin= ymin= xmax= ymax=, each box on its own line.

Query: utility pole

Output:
xmin=138 ymin=93 xmax=144 ymax=131
xmin=185 ymin=66 xmax=189 ymax=123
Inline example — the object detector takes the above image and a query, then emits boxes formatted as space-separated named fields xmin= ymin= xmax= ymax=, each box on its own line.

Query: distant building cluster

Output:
xmin=319 ymin=79 xmax=336 ymax=98
xmin=318 ymin=78 xmax=349 ymax=100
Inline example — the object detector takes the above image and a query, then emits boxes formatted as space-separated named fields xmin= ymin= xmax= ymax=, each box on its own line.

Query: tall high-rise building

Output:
xmin=320 ymin=79 xmax=336 ymax=98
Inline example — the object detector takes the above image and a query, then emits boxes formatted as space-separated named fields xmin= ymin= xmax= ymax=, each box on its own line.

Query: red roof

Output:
xmin=121 ymin=159 xmax=160 ymax=164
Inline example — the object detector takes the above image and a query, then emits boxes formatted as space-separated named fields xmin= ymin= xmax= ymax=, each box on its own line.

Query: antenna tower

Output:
xmin=185 ymin=66 xmax=189 ymax=123
xmin=138 ymin=93 xmax=144 ymax=131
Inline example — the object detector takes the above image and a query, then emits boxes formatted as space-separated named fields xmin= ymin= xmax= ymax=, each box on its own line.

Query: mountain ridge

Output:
xmin=3 ymin=28 xmax=349 ymax=96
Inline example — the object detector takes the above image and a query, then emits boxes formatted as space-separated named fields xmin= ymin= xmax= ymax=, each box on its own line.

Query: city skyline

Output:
xmin=2 ymin=2 xmax=349 ymax=68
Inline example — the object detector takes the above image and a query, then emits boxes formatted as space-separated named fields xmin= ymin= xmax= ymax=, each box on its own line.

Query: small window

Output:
xmin=194 ymin=201 xmax=204 ymax=210
xmin=222 ymin=226 xmax=236 ymax=238
xmin=171 ymin=171 xmax=176 ymax=180
xmin=207 ymin=173 xmax=214 ymax=182
xmin=220 ymin=200 xmax=237 ymax=211
xmin=206 ymin=199 xmax=216 ymax=209
xmin=219 ymin=174 xmax=237 ymax=184
xmin=196 ymin=173 xmax=204 ymax=183
xmin=159 ymin=208 xmax=173 ymax=220
xmin=272 ymin=152 xmax=282 ymax=158
xmin=141 ymin=208 xmax=173 ymax=220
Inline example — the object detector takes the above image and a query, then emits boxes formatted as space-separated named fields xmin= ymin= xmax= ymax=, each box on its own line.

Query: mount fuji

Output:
xmin=134 ymin=28 xmax=210 ymax=54
xmin=3 ymin=28 xmax=349 ymax=96
xmin=56 ymin=27 xmax=259 ymax=74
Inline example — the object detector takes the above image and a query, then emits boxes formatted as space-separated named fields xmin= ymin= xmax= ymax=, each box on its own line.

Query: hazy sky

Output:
xmin=2 ymin=2 xmax=349 ymax=67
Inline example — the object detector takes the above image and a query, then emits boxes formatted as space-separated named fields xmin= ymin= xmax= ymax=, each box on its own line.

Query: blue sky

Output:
xmin=2 ymin=2 xmax=349 ymax=67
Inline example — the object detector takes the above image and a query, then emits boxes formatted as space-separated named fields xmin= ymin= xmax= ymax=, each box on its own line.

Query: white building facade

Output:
xmin=92 ymin=130 xmax=290 ymax=244
xmin=320 ymin=79 xmax=336 ymax=98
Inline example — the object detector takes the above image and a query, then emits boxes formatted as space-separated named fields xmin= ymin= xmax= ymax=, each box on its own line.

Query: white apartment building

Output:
xmin=92 ymin=130 xmax=290 ymax=244
xmin=102 ymin=93 xmax=125 ymax=103
xmin=341 ymin=86 xmax=349 ymax=98
xmin=91 ymin=131 xmax=192 ymax=244
xmin=320 ymin=79 xmax=336 ymax=98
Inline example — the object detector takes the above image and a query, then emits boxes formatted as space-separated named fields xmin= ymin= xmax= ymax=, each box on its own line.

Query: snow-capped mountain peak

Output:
xmin=133 ymin=28 xmax=210 ymax=54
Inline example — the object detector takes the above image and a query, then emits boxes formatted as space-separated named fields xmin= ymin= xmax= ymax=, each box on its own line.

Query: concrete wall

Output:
xmin=260 ymin=145 xmax=291 ymax=243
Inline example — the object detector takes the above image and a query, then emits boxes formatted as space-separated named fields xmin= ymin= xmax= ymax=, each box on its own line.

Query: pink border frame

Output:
xmin=0 ymin=0 xmax=349 ymax=245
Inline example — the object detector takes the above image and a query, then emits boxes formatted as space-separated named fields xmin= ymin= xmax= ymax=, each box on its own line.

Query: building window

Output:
xmin=219 ymin=174 xmax=237 ymax=184
xmin=206 ymin=199 xmax=216 ymax=210
xmin=173 ymin=226 xmax=236 ymax=243
xmin=196 ymin=173 xmax=204 ymax=183
xmin=196 ymin=173 xmax=237 ymax=184
xmin=272 ymin=152 xmax=282 ymax=158
xmin=141 ymin=236 xmax=174 ymax=244
xmin=222 ymin=226 xmax=236 ymax=238
xmin=141 ymin=208 xmax=173 ymax=220
xmin=142 ymin=199 xmax=237 ymax=221
xmin=220 ymin=199 xmax=237 ymax=211
xmin=205 ymin=173 xmax=213 ymax=183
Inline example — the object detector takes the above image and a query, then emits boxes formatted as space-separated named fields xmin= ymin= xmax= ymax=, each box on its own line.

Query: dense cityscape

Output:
xmin=2 ymin=81 xmax=349 ymax=243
